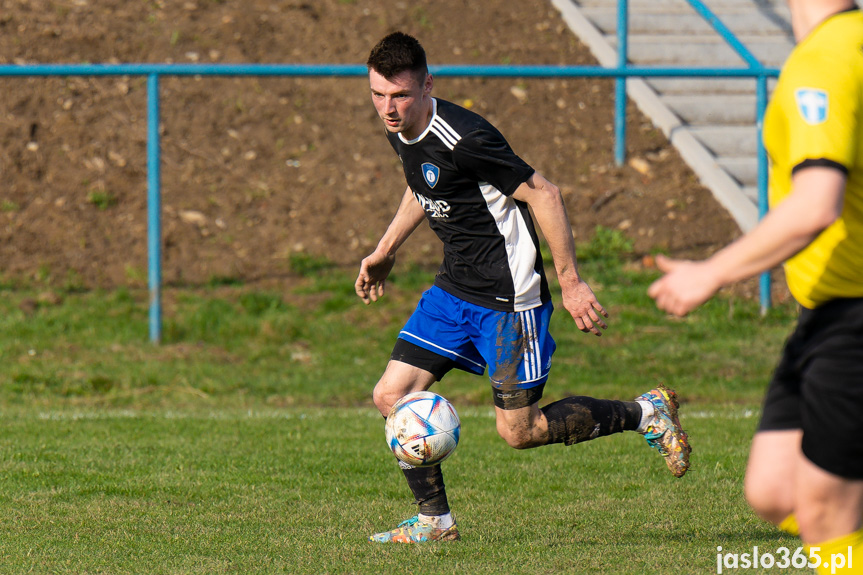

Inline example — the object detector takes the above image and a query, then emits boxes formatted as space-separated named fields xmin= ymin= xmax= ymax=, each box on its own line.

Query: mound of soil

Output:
xmin=0 ymin=0 xmax=742 ymax=290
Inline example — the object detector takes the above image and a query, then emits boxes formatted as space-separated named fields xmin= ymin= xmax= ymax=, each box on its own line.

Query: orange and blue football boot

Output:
xmin=368 ymin=515 xmax=460 ymax=543
xmin=636 ymin=385 xmax=692 ymax=478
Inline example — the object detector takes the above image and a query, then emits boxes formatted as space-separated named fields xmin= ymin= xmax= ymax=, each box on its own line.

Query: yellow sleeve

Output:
xmin=781 ymin=50 xmax=859 ymax=171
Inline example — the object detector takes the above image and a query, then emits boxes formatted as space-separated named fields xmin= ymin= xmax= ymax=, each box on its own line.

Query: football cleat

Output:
xmin=368 ymin=515 xmax=460 ymax=543
xmin=636 ymin=385 xmax=691 ymax=478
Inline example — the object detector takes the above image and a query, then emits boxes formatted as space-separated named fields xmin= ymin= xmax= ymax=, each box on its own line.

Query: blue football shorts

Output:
xmin=393 ymin=286 xmax=556 ymax=392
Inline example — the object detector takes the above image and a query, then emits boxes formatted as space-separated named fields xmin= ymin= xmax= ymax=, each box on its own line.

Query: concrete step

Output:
xmin=660 ymin=94 xmax=757 ymax=125
xmin=688 ymin=125 xmax=759 ymax=156
xmin=645 ymin=77 xmax=775 ymax=96
xmin=717 ymin=156 xmax=758 ymax=186
xmin=742 ymin=185 xmax=760 ymax=204
xmin=550 ymin=0 xmax=794 ymax=231
xmin=605 ymin=35 xmax=793 ymax=67
xmin=577 ymin=0 xmax=789 ymax=12
xmin=584 ymin=10 xmax=793 ymax=37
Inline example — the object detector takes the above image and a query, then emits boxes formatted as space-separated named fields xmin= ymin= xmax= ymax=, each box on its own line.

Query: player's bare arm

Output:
xmin=512 ymin=172 xmax=608 ymax=336
xmin=356 ymin=186 xmax=427 ymax=304
xmin=648 ymin=166 xmax=846 ymax=316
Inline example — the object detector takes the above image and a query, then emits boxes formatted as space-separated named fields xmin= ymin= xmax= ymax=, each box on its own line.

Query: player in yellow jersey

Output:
xmin=648 ymin=0 xmax=863 ymax=572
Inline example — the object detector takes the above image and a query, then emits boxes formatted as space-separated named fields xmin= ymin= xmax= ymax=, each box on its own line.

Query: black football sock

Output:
xmin=401 ymin=463 xmax=450 ymax=516
xmin=541 ymin=396 xmax=642 ymax=446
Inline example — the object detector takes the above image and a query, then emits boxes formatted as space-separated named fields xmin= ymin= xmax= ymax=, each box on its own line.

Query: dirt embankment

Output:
xmin=0 ymin=0 xmax=741 ymax=290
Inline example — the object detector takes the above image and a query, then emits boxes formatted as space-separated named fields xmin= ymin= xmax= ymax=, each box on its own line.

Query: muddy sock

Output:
xmin=541 ymin=396 xmax=642 ymax=446
xmin=401 ymin=463 xmax=450 ymax=516
xmin=418 ymin=512 xmax=454 ymax=529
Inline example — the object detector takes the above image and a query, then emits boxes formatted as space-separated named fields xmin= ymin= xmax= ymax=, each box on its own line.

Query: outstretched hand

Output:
xmin=648 ymin=254 xmax=720 ymax=316
xmin=561 ymin=278 xmax=609 ymax=336
xmin=355 ymin=251 xmax=396 ymax=304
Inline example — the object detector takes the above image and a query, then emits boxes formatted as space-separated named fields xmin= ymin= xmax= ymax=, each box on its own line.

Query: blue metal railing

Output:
xmin=686 ymin=0 xmax=775 ymax=314
xmin=0 ymin=1 xmax=781 ymax=342
xmin=612 ymin=0 xmax=780 ymax=314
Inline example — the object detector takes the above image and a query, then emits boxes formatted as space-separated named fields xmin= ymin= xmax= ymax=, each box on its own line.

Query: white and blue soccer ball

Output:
xmin=385 ymin=391 xmax=460 ymax=467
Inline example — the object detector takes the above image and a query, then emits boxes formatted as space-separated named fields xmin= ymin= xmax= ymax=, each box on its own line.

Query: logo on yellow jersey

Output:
xmin=795 ymin=89 xmax=828 ymax=125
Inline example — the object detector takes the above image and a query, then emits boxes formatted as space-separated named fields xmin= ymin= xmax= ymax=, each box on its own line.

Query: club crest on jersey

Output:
xmin=795 ymin=89 xmax=828 ymax=125
xmin=421 ymin=163 xmax=440 ymax=189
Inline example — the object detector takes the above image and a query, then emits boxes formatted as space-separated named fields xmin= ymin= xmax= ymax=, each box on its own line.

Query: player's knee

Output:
xmin=744 ymin=472 xmax=792 ymax=524
xmin=372 ymin=383 xmax=396 ymax=417
xmin=795 ymin=502 xmax=837 ymax=543
xmin=500 ymin=430 xmax=534 ymax=450
xmin=793 ymin=488 xmax=857 ymax=542
xmin=495 ymin=420 xmax=537 ymax=449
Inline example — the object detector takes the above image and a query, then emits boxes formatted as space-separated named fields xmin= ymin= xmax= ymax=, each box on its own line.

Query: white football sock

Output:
xmin=418 ymin=512 xmax=454 ymax=529
xmin=636 ymin=400 xmax=655 ymax=433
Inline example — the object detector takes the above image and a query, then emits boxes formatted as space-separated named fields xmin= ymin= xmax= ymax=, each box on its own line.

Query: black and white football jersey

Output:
xmin=386 ymin=98 xmax=551 ymax=312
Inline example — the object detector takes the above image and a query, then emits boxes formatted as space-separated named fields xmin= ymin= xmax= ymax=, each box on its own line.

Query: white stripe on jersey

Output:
xmin=429 ymin=118 xmax=459 ymax=150
xmin=433 ymin=116 xmax=461 ymax=145
xmin=429 ymin=124 xmax=456 ymax=150
xmin=480 ymin=183 xmax=544 ymax=311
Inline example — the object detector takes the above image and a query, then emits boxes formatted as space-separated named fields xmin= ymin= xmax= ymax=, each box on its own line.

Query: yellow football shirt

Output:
xmin=763 ymin=9 xmax=863 ymax=308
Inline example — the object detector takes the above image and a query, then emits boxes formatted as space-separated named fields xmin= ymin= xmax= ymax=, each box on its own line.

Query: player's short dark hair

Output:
xmin=367 ymin=32 xmax=428 ymax=82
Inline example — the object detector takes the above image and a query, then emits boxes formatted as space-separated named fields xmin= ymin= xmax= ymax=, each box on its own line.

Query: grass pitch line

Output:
xmin=26 ymin=406 xmax=761 ymax=422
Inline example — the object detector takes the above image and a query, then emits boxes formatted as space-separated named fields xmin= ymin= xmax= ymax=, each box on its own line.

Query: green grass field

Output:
xmin=0 ymin=258 xmax=810 ymax=574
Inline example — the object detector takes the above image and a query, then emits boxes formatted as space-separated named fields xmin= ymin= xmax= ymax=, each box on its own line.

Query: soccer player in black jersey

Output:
xmin=356 ymin=32 xmax=691 ymax=544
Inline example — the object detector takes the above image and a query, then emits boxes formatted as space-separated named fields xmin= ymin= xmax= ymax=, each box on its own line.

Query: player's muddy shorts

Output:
xmin=758 ymin=297 xmax=863 ymax=478
xmin=391 ymin=286 xmax=556 ymax=410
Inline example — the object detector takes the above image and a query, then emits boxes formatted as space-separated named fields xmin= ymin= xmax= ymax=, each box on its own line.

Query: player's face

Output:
xmin=369 ymin=68 xmax=433 ymax=140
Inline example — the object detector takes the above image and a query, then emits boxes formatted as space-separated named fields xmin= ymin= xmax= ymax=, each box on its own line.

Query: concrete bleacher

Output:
xmin=551 ymin=0 xmax=795 ymax=231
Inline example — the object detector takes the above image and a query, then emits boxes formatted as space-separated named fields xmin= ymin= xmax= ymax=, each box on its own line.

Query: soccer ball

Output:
xmin=385 ymin=391 xmax=460 ymax=467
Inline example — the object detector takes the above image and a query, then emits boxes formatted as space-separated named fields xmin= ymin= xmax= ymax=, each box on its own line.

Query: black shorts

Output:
xmin=758 ymin=297 xmax=863 ymax=479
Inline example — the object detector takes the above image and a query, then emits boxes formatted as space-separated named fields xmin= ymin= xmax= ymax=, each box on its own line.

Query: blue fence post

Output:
xmin=147 ymin=74 xmax=162 ymax=344
xmin=755 ymin=74 xmax=772 ymax=314
xmin=614 ymin=0 xmax=629 ymax=166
